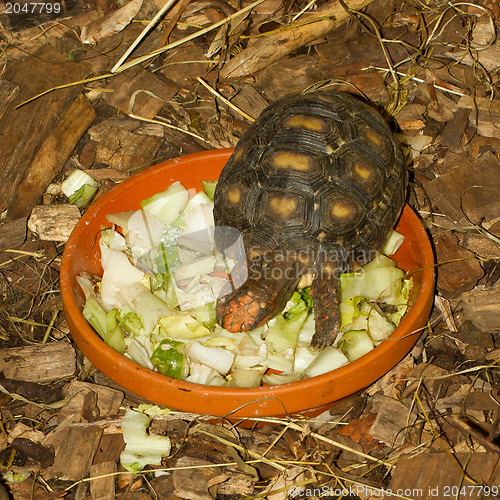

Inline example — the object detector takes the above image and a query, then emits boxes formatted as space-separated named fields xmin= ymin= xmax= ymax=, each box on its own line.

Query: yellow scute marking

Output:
xmin=284 ymin=114 xmax=326 ymax=132
xmin=366 ymin=129 xmax=383 ymax=147
xmin=331 ymin=201 xmax=354 ymax=219
xmin=273 ymin=151 xmax=312 ymax=171
xmin=234 ymin=146 xmax=245 ymax=161
xmin=354 ymin=162 xmax=373 ymax=180
xmin=227 ymin=186 xmax=242 ymax=204
xmin=269 ymin=197 xmax=298 ymax=217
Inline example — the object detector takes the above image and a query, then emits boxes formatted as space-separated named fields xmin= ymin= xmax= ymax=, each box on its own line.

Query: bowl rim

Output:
xmin=60 ymin=149 xmax=435 ymax=416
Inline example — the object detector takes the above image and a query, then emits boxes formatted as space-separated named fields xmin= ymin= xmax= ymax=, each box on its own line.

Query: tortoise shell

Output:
xmin=213 ymin=91 xmax=407 ymax=348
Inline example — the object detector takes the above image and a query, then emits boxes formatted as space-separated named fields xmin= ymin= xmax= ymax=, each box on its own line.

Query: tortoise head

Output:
xmin=216 ymin=253 xmax=305 ymax=332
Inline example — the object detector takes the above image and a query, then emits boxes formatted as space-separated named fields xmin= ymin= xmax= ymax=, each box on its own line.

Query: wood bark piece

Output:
xmin=43 ymin=425 xmax=103 ymax=481
xmin=229 ymin=85 xmax=269 ymax=120
xmin=425 ymin=152 xmax=500 ymax=225
xmin=0 ymin=80 xmax=19 ymax=120
xmin=0 ymin=218 xmax=27 ymax=252
xmin=62 ymin=380 xmax=124 ymax=418
xmin=460 ymin=281 xmax=500 ymax=333
xmin=387 ymin=452 xmax=500 ymax=500
xmin=94 ymin=127 xmax=163 ymax=171
xmin=369 ymin=395 xmax=416 ymax=447
xmin=0 ymin=46 xmax=89 ymax=215
xmin=172 ymin=456 xmax=222 ymax=500
xmin=7 ymin=94 xmax=96 ymax=219
xmin=440 ymin=108 xmax=470 ymax=148
xmin=102 ymin=68 xmax=178 ymax=119
xmin=220 ymin=0 xmax=374 ymax=80
xmin=433 ymin=230 xmax=484 ymax=299
xmin=28 ymin=204 xmax=81 ymax=242
xmin=80 ymin=0 xmax=143 ymax=44
xmin=395 ymin=104 xmax=426 ymax=132
xmin=90 ymin=461 xmax=116 ymax=500
xmin=0 ymin=341 xmax=76 ymax=383
xmin=458 ymin=95 xmax=500 ymax=140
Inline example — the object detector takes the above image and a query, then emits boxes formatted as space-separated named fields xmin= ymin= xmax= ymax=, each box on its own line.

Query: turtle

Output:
xmin=213 ymin=91 xmax=407 ymax=349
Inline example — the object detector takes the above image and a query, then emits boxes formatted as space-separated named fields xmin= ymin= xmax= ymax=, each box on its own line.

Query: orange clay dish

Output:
xmin=60 ymin=149 xmax=434 ymax=419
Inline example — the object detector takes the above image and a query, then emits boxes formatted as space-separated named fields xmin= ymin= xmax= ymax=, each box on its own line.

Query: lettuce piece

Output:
xmin=361 ymin=302 xmax=396 ymax=343
xmin=187 ymin=341 xmax=235 ymax=375
xmin=82 ymin=299 xmax=126 ymax=354
xmin=381 ymin=229 xmax=405 ymax=256
xmin=158 ymin=314 xmax=211 ymax=340
xmin=119 ymin=283 xmax=174 ymax=336
xmin=338 ymin=330 xmax=374 ymax=362
xmin=61 ymin=169 xmax=99 ymax=207
xmin=186 ymin=362 xmax=227 ymax=386
xmin=120 ymin=408 xmax=171 ymax=472
xmin=265 ymin=308 xmax=309 ymax=353
xmin=141 ymin=181 xmax=189 ymax=225
xmin=302 ymin=346 xmax=349 ymax=378
xmin=119 ymin=308 xmax=144 ymax=337
xmin=340 ymin=267 xmax=406 ymax=305
xmin=201 ymin=180 xmax=217 ymax=200
xmin=262 ymin=371 xmax=301 ymax=386
xmin=228 ymin=366 xmax=266 ymax=387
xmin=100 ymin=250 xmax=145 ymax=309
xmin=339 ymin=296 xmax=364 ymax=328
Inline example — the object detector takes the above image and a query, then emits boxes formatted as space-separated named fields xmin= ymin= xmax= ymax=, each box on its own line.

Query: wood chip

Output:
xmin=94 ymin=127 xmax=163 ymax=171
xmin=460 ymin=281 xmax=500 ymax=333
xmin=172 ymin=456 xmax=221 ymax=500
xmin=229 ymin=85 xmax=269 ymax=121
xmin=395 ymin=104 xmax=426 ymax=132
xmin=433 ymin=230 xmax=484 ymax=299
xmin=7 ymin=93 xmax=96 ymax=219
xmin=43 ymin=425 xmax=103 ymax=480
xmin=0 ymin=341 xmax=76 ymax=383
xmin=0 ymin=218 xmax=27 ymax=252
xmin=387 ymin=452 xmax=500 ymax=499
xmin=0 ymin=79 xmax=19 ymax=120
xmin=440 ymin=108 xmax=470 ymax=148
xmin=80 ymin=0 xmax=143 ymax=44
xmin=220 ymin=0 xmax=375 ymax=80
xmin=425 ymin=152 xmax=500 ymax=225
xmin=102 ymin=68 xmax=178 ymax=119
xmin=28 ymin=204 xmax=81 ymax=242
xmin=62 ymin=380 xmax=124 ymax=418
xmin=0 ymin=46 xmax=89 ymax=215
xmin=90 ymin=461 xmax=116 ymax=500
xmin=369 ymin=395 xmax=416 ymax=447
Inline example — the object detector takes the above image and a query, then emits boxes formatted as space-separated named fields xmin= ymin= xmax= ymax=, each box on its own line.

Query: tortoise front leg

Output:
xmin=310 ymin=269 xmax=342 ymax=349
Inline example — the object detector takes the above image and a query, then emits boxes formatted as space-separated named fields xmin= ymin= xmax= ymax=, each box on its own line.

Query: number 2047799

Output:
xmin=5 ymin=2 xmax=62 ymax=14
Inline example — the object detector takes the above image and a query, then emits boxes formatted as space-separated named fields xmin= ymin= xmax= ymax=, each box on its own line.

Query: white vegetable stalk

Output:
xmin=120 ymin=408 xmax=171 ymax=472
xmin=61 ymin=169 xmax=99 ymax=207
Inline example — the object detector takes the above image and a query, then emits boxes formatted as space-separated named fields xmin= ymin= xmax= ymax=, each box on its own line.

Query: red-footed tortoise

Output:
xmin=213 ymin=91 xmax=407 ymax=349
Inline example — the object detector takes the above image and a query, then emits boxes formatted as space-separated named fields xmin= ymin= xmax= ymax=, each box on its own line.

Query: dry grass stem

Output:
xmin=112 ymin=0 xmax=267 ymax=73
xmin=196 ymin=77 xmax=255 ymax=122
xmin=111 ymin=0 xmax=180 ymax=73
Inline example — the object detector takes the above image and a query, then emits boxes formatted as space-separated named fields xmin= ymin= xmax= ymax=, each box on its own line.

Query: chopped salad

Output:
xmin=77 ymin=181 xmax=413 ymax=387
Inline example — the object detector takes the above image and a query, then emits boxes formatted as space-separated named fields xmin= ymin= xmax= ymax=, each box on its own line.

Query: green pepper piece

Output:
xmin=151 ymin=340 xmax=187 ymax=379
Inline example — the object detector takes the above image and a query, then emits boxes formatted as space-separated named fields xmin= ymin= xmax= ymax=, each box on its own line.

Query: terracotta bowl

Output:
xmin=60 ymin=149 xmax=435 ymax=420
